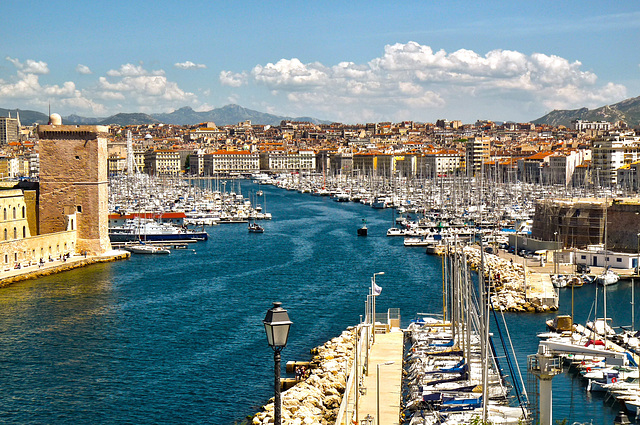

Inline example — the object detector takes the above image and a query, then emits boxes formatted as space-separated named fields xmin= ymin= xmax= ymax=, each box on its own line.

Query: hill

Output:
xmin=152 ymin=104 xmax=331 ymax=126
xmin=532 ymin=95 xmax=640 ymax=127
xmin=0 ymin=108 xmax=49 ymax=125
xmin=1 ymin=105 xmax=330 ymax=126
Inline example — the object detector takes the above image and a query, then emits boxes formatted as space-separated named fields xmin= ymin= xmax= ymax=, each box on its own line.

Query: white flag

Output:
xmin=373 ymin=282 xmax=382 ymax=296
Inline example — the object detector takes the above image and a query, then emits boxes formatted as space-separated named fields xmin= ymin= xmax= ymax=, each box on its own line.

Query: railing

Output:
xmin=335 ymin=324 xmax=368 ymax=425
xmin=527 ymin=354 xmax=562 ymax=378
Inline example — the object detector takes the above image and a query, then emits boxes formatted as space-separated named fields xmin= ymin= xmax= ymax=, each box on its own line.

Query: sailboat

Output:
xmin=124 ymin=242 xmax=170 ymax=255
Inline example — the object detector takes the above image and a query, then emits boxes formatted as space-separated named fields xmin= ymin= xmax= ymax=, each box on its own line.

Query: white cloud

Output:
xmin=0 ymin=62 xmax=104 ymax=115
xmin=98 ymin=63 xmax=196 ymax=112
xmin=194 ymin=103 xmax=214 ymax=112
xmin=175 ymin=61 xmax=206 ymax=70
xmin=222 ymin=41 xmax=626 ymax=122
xmin=106 ymin=63 xmax=164 ymax=77
xmin=6 ymin=57 xmax=50 ymax=74
xmin=219 ymin=70 xmax=247 ymax=87
xmin=76 ymin=64 xmax=92 ymax=74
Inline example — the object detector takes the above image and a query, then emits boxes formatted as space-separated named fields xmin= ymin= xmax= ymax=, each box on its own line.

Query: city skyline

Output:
xmin=2 ymin=0 xmax=640 ymax=124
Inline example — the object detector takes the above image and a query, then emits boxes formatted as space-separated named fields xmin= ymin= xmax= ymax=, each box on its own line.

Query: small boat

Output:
xmin=596 ymin=267 xmax=620 ymax=286
xmin=357 ymin=219 xmax=368 ymax=236
xmin=386 ymin=227 xmax=405 ymax=236
xmin=248 ymin=222 xmax=264 ymax=233
xmin=125 ymin=244 xmax=171 ymax=255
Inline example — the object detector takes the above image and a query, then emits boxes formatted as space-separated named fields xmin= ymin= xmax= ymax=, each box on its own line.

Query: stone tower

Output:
xmin=37 ymin=115 xmax=111 ymax=255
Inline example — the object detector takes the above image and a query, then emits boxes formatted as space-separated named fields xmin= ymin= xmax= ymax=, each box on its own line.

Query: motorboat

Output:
xmin=248 ymin=222 xmax=264 ymax=233
xmin=124 ymin=244 xmax=170 ymax=255
xmin=357 ymin=219 xmax=368 ymax=236
xmin=109 ymin=218 xmax=208 ymax=243
xmin=596 ymin=268 xmax=620 ymax=286
xmin=386 ymin=227 xmax=406 ymax=236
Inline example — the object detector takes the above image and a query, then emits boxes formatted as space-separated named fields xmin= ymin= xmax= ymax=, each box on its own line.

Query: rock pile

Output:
xmin=252 ymin=328 xmax=355 ymax=425
xmin=462 ymin=246 xmax=554 ymax=313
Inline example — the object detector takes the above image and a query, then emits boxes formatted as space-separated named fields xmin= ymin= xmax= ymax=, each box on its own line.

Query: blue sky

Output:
xmin=2 ymin=0 xmax=639 ymax=123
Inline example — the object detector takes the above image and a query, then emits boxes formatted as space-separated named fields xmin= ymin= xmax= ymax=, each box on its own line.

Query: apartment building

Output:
xmin=417 ymin=150 xmax=463 ymax=178
xmin=591 ymin=132 xmax=640 ymax=186
xmin=465 ymin=136 xmax=491 ymax=177
xmin=259 ymin=150 xmax=315 ymax=173
xmin=144 ymin=149 xmax=181 ymax=176
xmin=572 ymin=120 xmax=611 ymax=132
xmin=0 ymin=117 xmax=20 ymax=145
xmin=203 ymin=150 xmax=259 ymax=175
xmin=545 ymin=150 xmax=590 ymax=186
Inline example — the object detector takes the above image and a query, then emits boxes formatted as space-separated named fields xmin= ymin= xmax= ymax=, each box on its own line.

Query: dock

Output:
xmin=0 ymin=250 xmax=130 ymax=287
xmin=356 ymin=330 xmax=404 ymax=425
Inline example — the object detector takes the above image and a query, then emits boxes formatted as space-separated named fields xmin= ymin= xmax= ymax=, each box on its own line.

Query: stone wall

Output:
xmin=532 ymin=198 xmax=640 ymax=252
xmin=0 ymin=230 xmax=77 ymax=269
xmin=38 ymin=125 xmax=111 ymax=255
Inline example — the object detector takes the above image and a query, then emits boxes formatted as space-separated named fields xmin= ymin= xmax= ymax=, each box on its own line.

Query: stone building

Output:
xmin=37 ymin=115 xmax=111 ymax=255
xmin=531 ymin=197 xmax=640 ymax=252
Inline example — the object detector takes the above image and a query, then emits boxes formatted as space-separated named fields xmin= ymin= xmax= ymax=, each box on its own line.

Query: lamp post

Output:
xmin=371 ymin=272 xmax=384 ymax=344
xmin=376 ymin=361 xmax=394 ymax=425
xmin=263 ymin=302 xmax=293 ymax=425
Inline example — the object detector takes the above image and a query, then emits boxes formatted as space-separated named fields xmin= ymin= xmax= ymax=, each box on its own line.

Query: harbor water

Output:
xmin=0 ymin=180 xmax=631 ymax=424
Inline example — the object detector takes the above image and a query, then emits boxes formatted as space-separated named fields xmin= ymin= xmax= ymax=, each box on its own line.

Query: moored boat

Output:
xmin=109 ymin=218 xmax=208 ymax=243
xmin=124 ymin=244 xmax=171 ymax=255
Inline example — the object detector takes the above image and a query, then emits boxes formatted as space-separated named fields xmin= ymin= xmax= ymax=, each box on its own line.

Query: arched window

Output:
xmin=12 ymin=208 xmax=16 ymax=219
xmin=22 ymin=206 xmax=25 ymax=218
xmin=3 ymin=229 xmax=6 ymax=240
xmin=3 ymin=208 xmax=6 ymax=220
xmin=22 ymin=226 xmax=26 ymax=238
xmin=13 ymin=228 xmax=17 ymax=239
xmin=71 ymin=219 xmax=74 ymax=230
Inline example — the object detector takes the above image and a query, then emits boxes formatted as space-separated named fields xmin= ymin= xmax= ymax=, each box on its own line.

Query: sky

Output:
xmin=2 ymin=0 xmax=640 ymax=124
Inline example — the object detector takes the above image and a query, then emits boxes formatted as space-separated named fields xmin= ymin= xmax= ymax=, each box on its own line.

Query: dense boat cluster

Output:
xmin=400 ymin=246 xmax=530 ymax=424
xmin=109 ymin=174 xmax=271 ymax=223
xmin=538 ymin=307 xmax=640 ymax=417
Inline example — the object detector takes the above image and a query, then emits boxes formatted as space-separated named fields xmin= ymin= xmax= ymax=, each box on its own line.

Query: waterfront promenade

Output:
xmin=0 ymin=250 xmax=130 ymax=286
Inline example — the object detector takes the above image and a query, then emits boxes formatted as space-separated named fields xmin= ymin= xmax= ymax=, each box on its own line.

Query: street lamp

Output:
xmin=376 ymin=361 xmax=394 ymax=425
xmin=371 ymin=272 xmax=384 ymax=344
xmin=263 ymin=302 xmax=293 ymax=425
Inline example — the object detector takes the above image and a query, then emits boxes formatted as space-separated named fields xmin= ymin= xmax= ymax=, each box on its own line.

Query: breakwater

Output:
xmin=462 ymin=246 xmax=557 ymax=312
xmin=252 ymin=329 xmax=355 ymax=425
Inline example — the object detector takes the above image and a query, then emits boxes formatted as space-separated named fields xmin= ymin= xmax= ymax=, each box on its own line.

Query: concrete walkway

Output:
xmin=357 ymin=330 xmax=404 ymax=425
xmin=0 ymin=250 xmax=130 ymax=287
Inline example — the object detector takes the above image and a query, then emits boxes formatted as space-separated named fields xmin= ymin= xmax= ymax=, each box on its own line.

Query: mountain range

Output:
xmin=0 ymin=104 xmax=331 ymax=127
xmin=4 ymin=95 xmax=640 ymax=128
xmin=532 ymin=95 xmax=640 ymax=127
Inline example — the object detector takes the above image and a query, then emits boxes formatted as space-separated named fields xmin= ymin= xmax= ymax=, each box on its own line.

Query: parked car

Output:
xmin=576 ymin=264 xmax=591 ymax=273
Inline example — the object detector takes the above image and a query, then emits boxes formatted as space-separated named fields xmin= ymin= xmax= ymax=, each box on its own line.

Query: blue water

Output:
xmin=0 ymin=181 xmax=632 ymax=424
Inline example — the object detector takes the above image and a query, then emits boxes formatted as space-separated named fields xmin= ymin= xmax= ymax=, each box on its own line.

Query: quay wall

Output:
xmin=0 ymin=230 xmax=77 ymax=270
xmin=252 ymin=328 xmax=355 ymax=425
xmin=0 ymin=251 xmax=130 ymax=288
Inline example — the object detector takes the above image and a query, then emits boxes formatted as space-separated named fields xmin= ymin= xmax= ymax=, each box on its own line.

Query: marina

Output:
xmin=0 ymin=180 xmax=636 ymax=424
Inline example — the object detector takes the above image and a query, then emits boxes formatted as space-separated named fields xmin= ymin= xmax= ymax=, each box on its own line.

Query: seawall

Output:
xmin=0 ymin=250 xmax=130 ymax=287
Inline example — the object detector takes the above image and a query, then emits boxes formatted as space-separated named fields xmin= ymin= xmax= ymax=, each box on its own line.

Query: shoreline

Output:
xmin=0 ymin=250 xmax=130 ymax=287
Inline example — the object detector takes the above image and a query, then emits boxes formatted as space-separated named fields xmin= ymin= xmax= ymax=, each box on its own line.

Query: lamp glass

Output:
xmin=263 ymin=302 xmax=293 ymax=348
